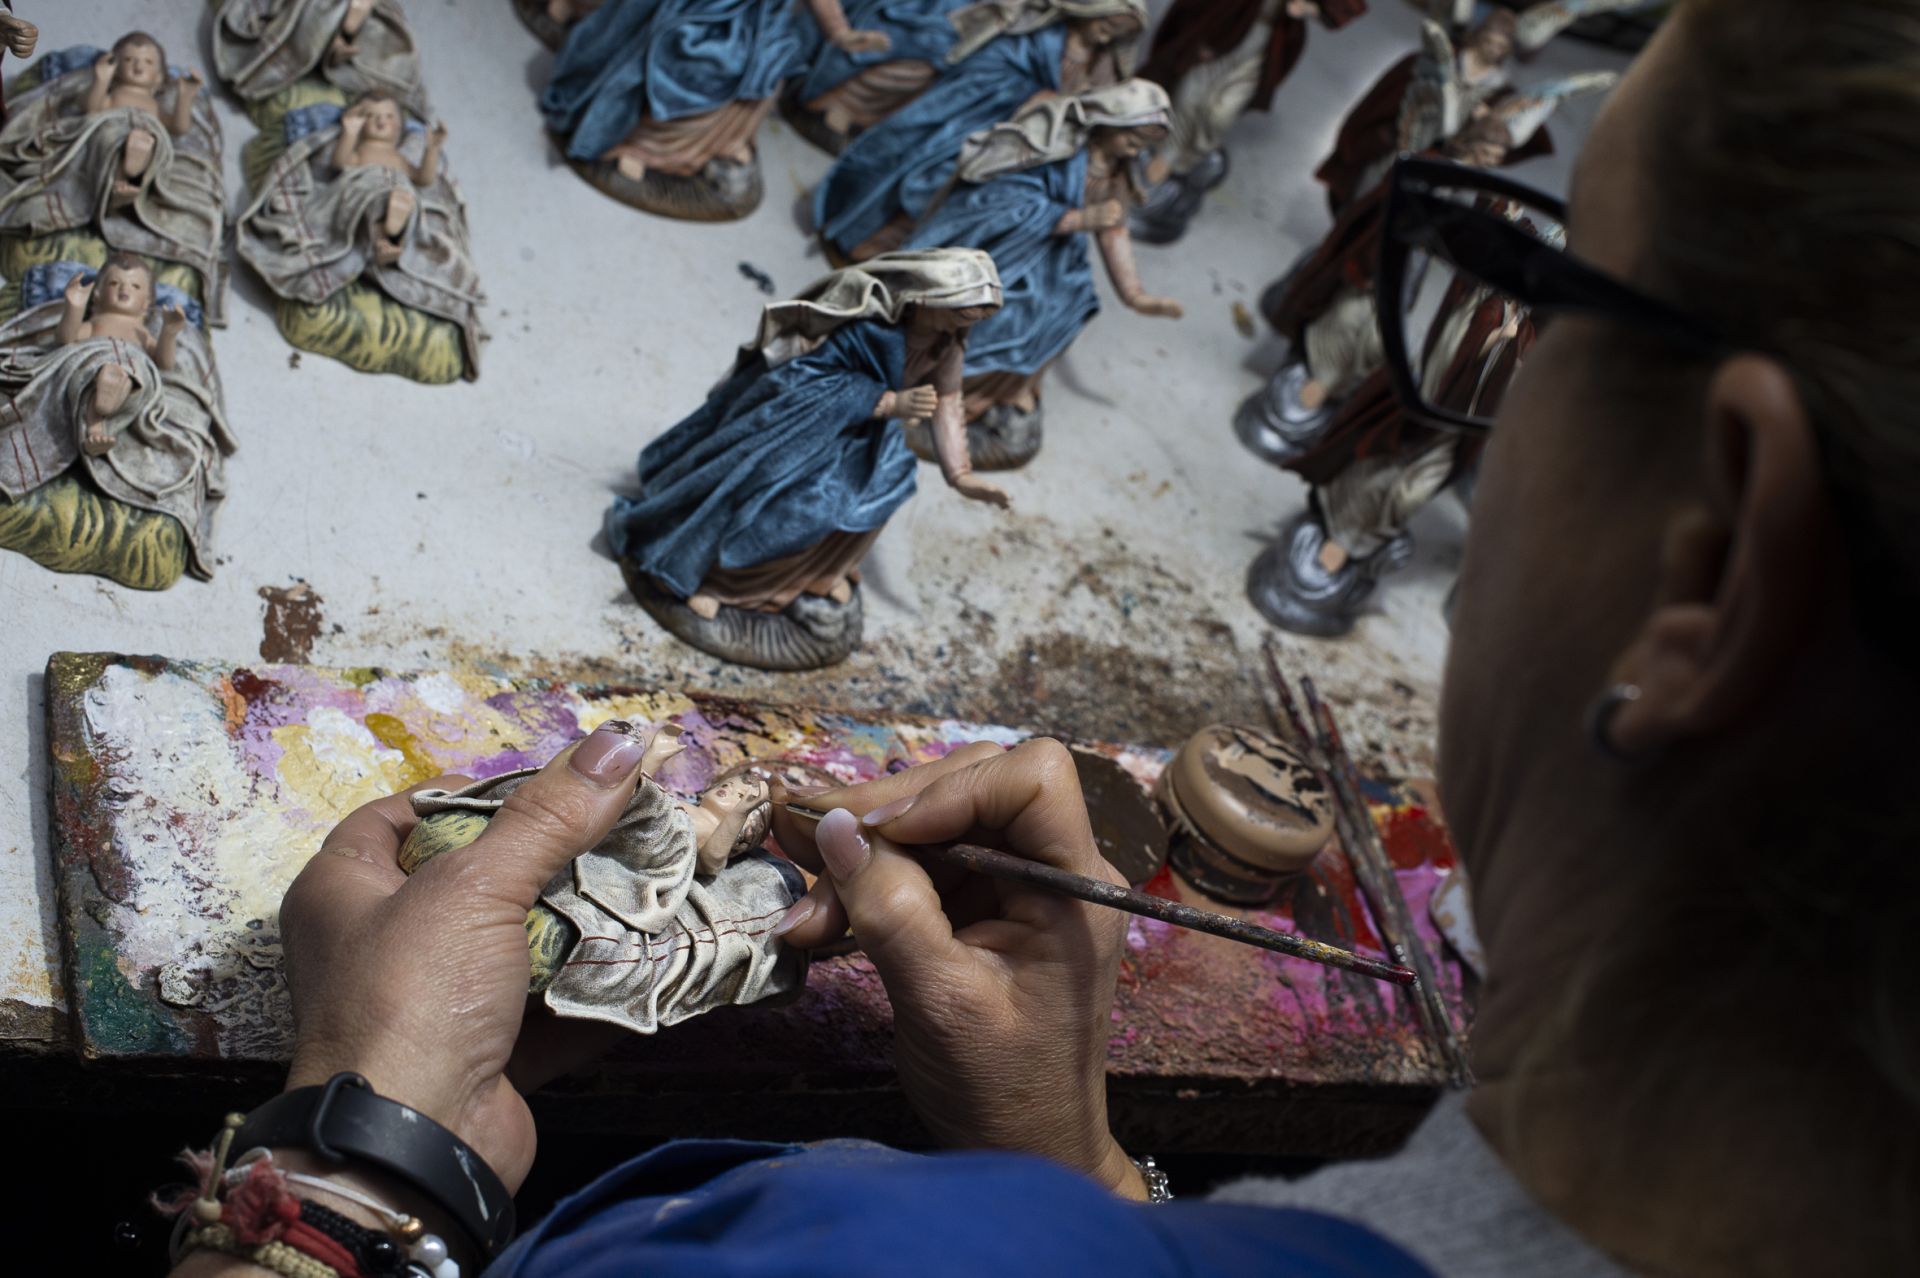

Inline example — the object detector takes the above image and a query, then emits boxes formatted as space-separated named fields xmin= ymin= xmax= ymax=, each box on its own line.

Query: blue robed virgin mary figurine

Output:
xmin=606 ymin=248 xmax=1011 ymax=670
xmin=543 ymin=0 xmax=887 ymax=219
xmin=812 ymin=0 xmax=1146 ymax=261
xmin=899 ymin=77 xmax=1180 ymax=469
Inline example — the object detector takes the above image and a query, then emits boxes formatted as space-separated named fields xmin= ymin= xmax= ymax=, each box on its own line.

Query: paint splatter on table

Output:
xmin=46 ymin=653 xmax=1468 ymax=1155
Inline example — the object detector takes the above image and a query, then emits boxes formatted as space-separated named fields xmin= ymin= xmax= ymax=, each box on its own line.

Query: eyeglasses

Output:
xmin=1376 ymin=156 xmax=1725 ymax=434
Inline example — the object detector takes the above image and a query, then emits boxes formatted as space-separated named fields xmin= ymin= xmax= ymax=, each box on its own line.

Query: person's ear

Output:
xmin=1602 ymin=356 xmax=1837 ymax=756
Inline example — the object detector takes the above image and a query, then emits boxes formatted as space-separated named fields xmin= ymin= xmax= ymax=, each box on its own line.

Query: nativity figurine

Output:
xmin=0 ymin=33 xmax=228 ymax=324
xmin=1131 ymin=0 xmax=1367 ymax=245
xmin=895 ymin=79 xmax=1180 ymax=471
xmin=515 ymin=0 xmax=607 ymax=50
xmin=785 ymin=0 xmax=962 ymax=154
xmin=813 ymin=0 xmax=1146 ymax=263
xmin=541 ymin=0 xmax=890 ymax=221
xmin=0 ymin=253 xmax=235 ymax=589
xmin=214 ymin=0 xmax=431 ymax=120
xmin=237 ymin=90 xmax=486 ymax=378
xmin=398 ymin=722 xmax=809 ymax=1036
xmin=1248 ymin=201 xmax=1552 ymax=637
xmin=606 ymin=247 xmax=1007 ymax=670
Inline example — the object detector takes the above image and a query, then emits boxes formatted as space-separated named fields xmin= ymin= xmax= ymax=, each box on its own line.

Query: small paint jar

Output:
xmin=1158 ymin=724 xmax=1334 ymax=905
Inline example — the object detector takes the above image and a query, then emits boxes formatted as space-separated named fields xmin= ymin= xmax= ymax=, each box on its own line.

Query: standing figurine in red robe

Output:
xmin=1131 ymin=0 xmax=1367 ymax=244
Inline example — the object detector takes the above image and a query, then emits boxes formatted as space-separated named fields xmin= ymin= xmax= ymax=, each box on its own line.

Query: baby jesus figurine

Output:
xmin=398 ymin=722 xmax=809 ymax=1034
xmin=332 ymin=91 xmax=445 ymax=265
xmin=54 ymin=253 xmax=186 ymax=456
xmin=84 ymin=31 xmax=202 ymax=211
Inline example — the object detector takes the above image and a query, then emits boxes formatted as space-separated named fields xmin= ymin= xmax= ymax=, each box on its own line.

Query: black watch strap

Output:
xmin=234 ymin=1073 xmax=515 ymax=1257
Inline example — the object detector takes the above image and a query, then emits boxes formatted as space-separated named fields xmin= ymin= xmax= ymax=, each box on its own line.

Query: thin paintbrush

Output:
xmin=782 ymin=802 xmax=1417 ymax=986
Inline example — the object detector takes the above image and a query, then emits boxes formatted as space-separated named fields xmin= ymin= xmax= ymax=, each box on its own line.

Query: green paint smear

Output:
xmin=82 ymin=945 xmax=185 ymax=1057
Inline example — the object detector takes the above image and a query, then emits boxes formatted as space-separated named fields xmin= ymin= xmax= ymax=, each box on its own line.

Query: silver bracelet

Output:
xmin=1130 ymin=1155 xmax=1173 ymax=1204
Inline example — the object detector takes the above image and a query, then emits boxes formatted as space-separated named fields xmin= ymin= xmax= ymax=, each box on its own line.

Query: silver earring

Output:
xmin=1587 ymin=683 xmax=1643 ymax=762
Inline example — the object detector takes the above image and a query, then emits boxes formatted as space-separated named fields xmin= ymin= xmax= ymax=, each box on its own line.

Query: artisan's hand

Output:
xmin=835 ymin=27 xmax=893 ymax=54
xmin=949 ymin=472 xmax=1011 ymax=509
xmin=279 ymin=722 xmax=648 ymax=1190
xmin=770 ymin=740 xmax=1144 ymax=1199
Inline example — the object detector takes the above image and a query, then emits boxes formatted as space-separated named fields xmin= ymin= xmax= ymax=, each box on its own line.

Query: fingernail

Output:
xmin=769 ymin=895 xmax=815 ymax=938
xmin=860 ymin=794 xmax=918 ymax=828
xmin=784 ymin=783 xmax=833 ymax=798
xmin=569 ymin=720 xmax=644 ymax=787
xmin=817 ymin=807 xmax=870 ymax=880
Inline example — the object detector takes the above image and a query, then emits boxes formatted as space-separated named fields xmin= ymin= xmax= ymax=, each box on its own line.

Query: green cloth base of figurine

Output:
xmin=242 ymin=80 xmax=469 ymax=385
xmin=398 ymin=806 xmax=576 ymax=993
xmin=0 ymin=229 xmax=196 ymax=590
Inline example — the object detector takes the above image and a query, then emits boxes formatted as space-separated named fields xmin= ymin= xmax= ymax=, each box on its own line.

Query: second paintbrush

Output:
xmin=781 ymin=802 xmax=1416 ymax=986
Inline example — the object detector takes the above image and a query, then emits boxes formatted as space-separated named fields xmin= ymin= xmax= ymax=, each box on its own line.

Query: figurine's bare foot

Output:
xmin=1298 ymin=378 xmax=1329 ymax=411
xmin=721 ymin=138 xmax=755 ymax=166
xmin=688 ymin=593 xmax=721 ymax=620
xmin=827 ymin=578 xmax=854 ymax=605
xmin=122 ymin=128 xmax=156 ymax=181
xmin=109 ymin=179 xmax=141 ymax=210
xmin=614 ymin=152 xmax=647 ymax=182
xmin=1318 ymin=538 xmax=1350 ymax=575
xmin=372 ymin=236 xmax=403 ymax=266
xmin=327 ymin=35 xmax=356 ymax=65
xmin=80 ymin=420 xmax=117 ymax=456
xmin=822 ymin=105 xmax=854 ymax=137
xmin=547 ymin=0 xmax=579 ymax=22
xmin=383 ymin=188 xmax=416 ymax=239
xmin=628 ymin=566 xmax=865 ymax=670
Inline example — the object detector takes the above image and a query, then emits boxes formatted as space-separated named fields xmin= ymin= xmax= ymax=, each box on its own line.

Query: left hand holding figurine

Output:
xmin=278 ymin=722 xmax=650 ymax=1190
xmin=834 ymin=28 xmax=893 ymax=54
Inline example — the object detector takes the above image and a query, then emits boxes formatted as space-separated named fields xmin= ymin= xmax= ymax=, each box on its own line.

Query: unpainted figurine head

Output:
xmin=356 ymin=92 xmax=406 ymax=144
xmin=693 ymin=774 xmax=773 ymax=876
xmin=1076 ymin=12 xmax=1144 ymax=46
xmin=110 ymin=32 xmax=167 ymax=89
xmin=1465 ymin=10 xmax=1519 ymax=67
xmin=1091 ymin=122 xmax=1169 ymax=161
xmin=88 ymin=253 xmax=156 ymax=319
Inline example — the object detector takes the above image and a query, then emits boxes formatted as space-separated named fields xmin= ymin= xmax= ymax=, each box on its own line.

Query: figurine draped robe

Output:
xmin=905 ymin=152 xmax=1094 ymax=401
xmin=607 ymin=319 xmax=919 ymax=610
xmin=408 ymin=769 xmax=807 ymax=1035
xmin=237 ymin=113 xmax=487 ymax=374
xmin=0 ymin=297 xmax=234 ymax=579
xmin=814 ymin=23 xmax=1067 ymax=256
xmin=213 ymin=0 xmax=430 ymax=117
xmin=542 ymin=0 xmax=810 ymax=168
xmin=0 ymin=59 xmax=227 ymax=324
xmin=796 ymin=0 xmax=969 ymax=130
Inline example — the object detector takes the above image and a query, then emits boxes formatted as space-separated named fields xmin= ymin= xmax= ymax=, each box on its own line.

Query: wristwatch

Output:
xmin=233 ymin=1073 xmax=516 ymax=1259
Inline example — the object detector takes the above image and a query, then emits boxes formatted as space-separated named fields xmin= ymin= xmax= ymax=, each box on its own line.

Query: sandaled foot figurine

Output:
xmin=625 ymin=562 xmax=865 ymax=670
xmin=572 ymin=154 xmax=764 ymax=222
xmin=902 ymin=401 xmax=1044 ymax=472
xmin=514 ymin=0 xmax=571 ymax=49
xmin=1247 ymin=512 xmax=1413 ymax=638
xmin=1130 ymin=149 xmax=1229 ymax=246
xmin=1235 ymin=357 xmax=1335 ymax=468
xmin=779 ymin=89 xmax=854 ymax=157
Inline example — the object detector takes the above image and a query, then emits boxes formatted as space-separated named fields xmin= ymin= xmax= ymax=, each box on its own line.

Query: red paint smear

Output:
xmin=1379 ymin=805 xmax=1455 ymax=871
xmin=1312 ymin=846 xmax=1384 ymax=952
xmin=1140 ymin=864 xmax=1180 ymax=901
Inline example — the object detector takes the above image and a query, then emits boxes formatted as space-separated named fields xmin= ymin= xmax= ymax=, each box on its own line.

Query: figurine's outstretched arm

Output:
xmin=331 ymin=109 xmax=363 ymax=170
xmin=804 ymin=0 xmax=892 ymax=53
xmin=1054 ymin=198 xmax=1124 ymax=235
xmin=56 ymin=277 xmax=92 ymax=346
xmin=413 ymin=121 xmax=448 ymax=186
xmin=1094 ymin=225 xmax=1184 ymax=318
xmin=930 ymin=341 xmax=1010 ymax=508
xmin=169 ymin=70 xmax=202 ymax=138
xmin=85 ymin=54 xmax=115 ymax=114
xmin=155 ymin=305 xmax=186 ymax=372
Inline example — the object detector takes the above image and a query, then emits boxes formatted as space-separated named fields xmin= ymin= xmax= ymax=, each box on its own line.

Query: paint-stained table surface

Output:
xmin=43 ymin=653 xmax=1468 ymax=1155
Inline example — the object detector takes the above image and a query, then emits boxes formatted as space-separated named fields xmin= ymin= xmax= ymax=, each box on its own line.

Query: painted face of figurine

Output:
xmin=93 ymin=263 xmax=154 ymax=318
xmin=360 ymin=98 xmax=405 ymax=144
xmin=112 ymin=38 xmax=165 ymax=90
xmin=1078 ymin=14 xmax=1142 ymax=46
xmin=1467 ymin=18 xmax=1517 ymax=69
xmin=911 ymin=302 xmax=998 ymax=335
xmin=693 ymin=776 xmax=771 ymax=875
xmin=1100 ymin=124 xmax=1168 ymax=160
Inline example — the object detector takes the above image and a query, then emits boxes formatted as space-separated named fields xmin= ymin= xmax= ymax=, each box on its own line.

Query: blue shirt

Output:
xmin=489 ymin=1139 xmax=1436 ymax=1277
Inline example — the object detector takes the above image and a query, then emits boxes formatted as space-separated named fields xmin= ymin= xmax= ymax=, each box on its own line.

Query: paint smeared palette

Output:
xmin=46 ymin=653 xmax=1466 ymax=1145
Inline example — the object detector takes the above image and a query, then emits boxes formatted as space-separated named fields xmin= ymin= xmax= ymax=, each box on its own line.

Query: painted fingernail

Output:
xmin=784 ymin=783 xmax=834 ymax=798
xmin=769 ymin=895 xmax=816 ymax=938
xmin=569 ymin=720 xmax=644 ymax=787
xmin=861 ymin=794 xmax=918 ymax=827
xmin=817 ymin=807 xmax=871 ymax=880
